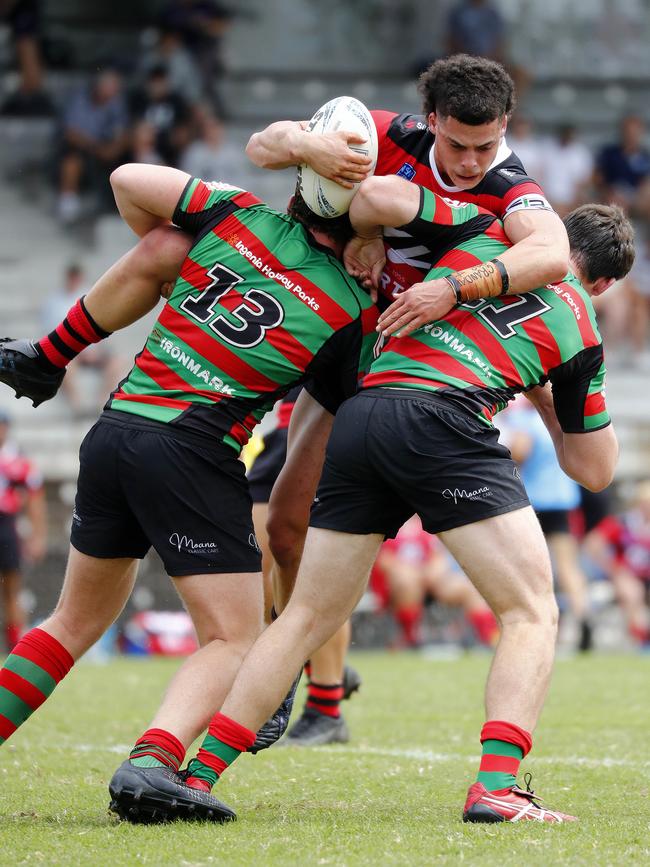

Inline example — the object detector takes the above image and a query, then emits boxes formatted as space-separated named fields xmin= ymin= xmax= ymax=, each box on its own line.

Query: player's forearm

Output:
xmin=245 ymin=121 xmax=307 ymax=169
xmin=83 ymin=226 xmax=191 ymax=332
xmin=500 ymin=210 xmax=570 ymax=293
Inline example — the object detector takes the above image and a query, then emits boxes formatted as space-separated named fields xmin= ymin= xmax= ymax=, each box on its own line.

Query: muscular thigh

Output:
xmin=439 ymin=506 xmax=553 ymax=617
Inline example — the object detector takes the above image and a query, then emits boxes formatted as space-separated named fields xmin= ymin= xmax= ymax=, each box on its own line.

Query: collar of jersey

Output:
xmin=429 ymin=137 xmax=513 ymax=192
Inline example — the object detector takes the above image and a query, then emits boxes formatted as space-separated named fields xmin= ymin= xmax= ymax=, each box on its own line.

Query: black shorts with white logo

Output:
xmin=310 ymin=389 xmax=530 ymax=539
xmin=248 ymin=427 xmax=288 ymax=504
xmin=71 ymin=411 xmax=262 ymax=575
xmin=536 ymin=509 xmax=571 ymax=536
xmin=0 ymin=513 xmax=21 ymax=572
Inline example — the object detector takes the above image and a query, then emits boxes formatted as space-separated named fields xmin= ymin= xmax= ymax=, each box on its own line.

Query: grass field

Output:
xmin=0 ymin=651 xmax=648 ymax=866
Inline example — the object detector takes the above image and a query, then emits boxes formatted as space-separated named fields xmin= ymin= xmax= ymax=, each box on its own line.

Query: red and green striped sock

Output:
xmin=184 ymin=712 xmax=256 ymax=791
xmin=129 ymin=728 xmax=185 ymax=771
xmin=476 ymin=720 xmax=533 ymax=793
xmin=35 ymin=296 xmax=110 ymax=372
xmin=0 ymin=627 xmax=74 ymax=743
xmin=306 ymin=681 xmax=344 ymax=718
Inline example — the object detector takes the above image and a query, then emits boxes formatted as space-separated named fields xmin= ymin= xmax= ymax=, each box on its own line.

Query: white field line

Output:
xmin=71 ymin=742 xmax=650 ymax=770
xmin=331 ymin=745 xmax=650 ymax=770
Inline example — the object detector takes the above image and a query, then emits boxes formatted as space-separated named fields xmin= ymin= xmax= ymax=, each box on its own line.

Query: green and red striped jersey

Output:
xmin=363 ymin=187 xmax=609 ymax=434
xmin=109 ymin=178 xmax=378 ymax=452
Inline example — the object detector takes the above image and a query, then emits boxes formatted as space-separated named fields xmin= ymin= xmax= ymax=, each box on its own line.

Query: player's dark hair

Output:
xmin=287 ymin=188 xmax=354 ymax=246
xmin=418 ymin=54 xmax=515 ymax=124
xmin=564 ymin=204 xmax=635 ymax=283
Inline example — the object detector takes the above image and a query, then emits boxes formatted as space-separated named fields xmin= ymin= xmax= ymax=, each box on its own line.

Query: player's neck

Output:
xmin=309 ymin=229 xmax=343 ymax=258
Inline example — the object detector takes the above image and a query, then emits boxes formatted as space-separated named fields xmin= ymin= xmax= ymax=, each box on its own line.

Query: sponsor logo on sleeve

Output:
xmin=396 ymin=163 xmax=416 ymax=181
xmin=503 ymin=194 xmax=554 ymax=217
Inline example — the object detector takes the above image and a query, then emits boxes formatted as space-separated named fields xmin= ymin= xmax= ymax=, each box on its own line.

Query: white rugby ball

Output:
xmin=298 ymin=96 xmax=378 ymax=218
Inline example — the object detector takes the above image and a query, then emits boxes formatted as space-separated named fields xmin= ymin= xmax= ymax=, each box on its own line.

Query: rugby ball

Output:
xmin=298 ymin=96 xmax=378 ymax=218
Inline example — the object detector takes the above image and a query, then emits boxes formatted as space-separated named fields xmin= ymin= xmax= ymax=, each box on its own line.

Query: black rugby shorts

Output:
xmin=310 ymin=388 xmax=530 ymax=538
xmin=536 ymin=509 xmax=571 ymax=536
xmin=247 ymin=427 xmax=288 ymax=504
xmin=71 ymin=411 xmax=262 ymax=575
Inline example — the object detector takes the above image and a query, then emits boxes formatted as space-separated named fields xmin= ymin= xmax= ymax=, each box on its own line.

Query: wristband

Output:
xmin=446 ymin=258 xmax=510 ymax=303
xmin=444 ymin=275 xmax=463 ymax=305
xmin=491 ymin=258 xmax=510 ymax=295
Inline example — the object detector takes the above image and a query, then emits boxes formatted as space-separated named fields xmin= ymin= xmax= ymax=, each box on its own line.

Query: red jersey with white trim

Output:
xmin=370 ymin=110 xmax=553 ymax=300
xmin=0 ymin=441 xmax=42 ymax=516
xmin=595 ymin=512 xmax=650 ymax=581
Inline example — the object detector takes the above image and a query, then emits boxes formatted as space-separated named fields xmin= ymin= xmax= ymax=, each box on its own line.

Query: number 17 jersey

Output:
xmin=109 ymin=179 xmax=377 ymax=453
xmin=363 ymin=187 xmax=610 ymax=435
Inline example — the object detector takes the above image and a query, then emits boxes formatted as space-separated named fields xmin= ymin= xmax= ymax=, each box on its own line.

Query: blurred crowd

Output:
xmin=0 ymin=1 xmax=244 ymax=222
xmin=0 ymin=0 xmax=649 ymax=656
xmin=1 ymin=0 xmax=648 ymax=359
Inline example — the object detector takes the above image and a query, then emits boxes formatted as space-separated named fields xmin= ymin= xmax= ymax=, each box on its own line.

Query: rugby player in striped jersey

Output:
xmin=245 ymin=54 xmax=570 ymax=737
xmin=0 ymin=163 xmax=377 ymax=823
xmin=177 ymin=175 xmax=633 ymax=824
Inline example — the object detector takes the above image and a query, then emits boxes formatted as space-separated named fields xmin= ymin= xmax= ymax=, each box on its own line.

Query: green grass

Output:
xmin=0 ymin=652 xmax=649 ymax=866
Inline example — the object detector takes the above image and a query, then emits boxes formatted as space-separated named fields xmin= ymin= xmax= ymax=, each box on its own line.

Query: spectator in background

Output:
xmin=370 ymin=515 xmax=497 ymax=649
xmin=445 ymin=1 xmax=529 ymax=98
xmin=129 ymin=65 xmax=192 ymax=166
xmin=40 ymin=264 xmax=124 ymax=413
xmin=179 ymin=108 xmax=245 ymax=183
xmin=158 ymin=1 xmax=234 ymax=113
xmin=0 ymin=0 xmax=53 ymax=116
xmin=595 ymin=115 xmax=650 ymax=219
xmin=508 ymin=115 xmax=545 ymax=184
xmin=540 ymin=125 xmax=594 ymax=217
xmin=128 ymin=120 xmax=165 ymax=166
xmin=593 ymin=228 xmax=650 ymax=367
xmin=56 ymin=68 xmax=130 ymax=224
xmin=0 ymin=411 xmax=46 ymax=650
xmin=586 ymin=480 xmax=650 ymax=648
xmin=617 ymin=230 xmax=650 ymax=364
xmin=446 ymin=0 xmax=505 ymax=62
xmin=139 ymin=25 xmax=204 ymax=106
xmin=502 ymin=398 xmax=594 ymax=651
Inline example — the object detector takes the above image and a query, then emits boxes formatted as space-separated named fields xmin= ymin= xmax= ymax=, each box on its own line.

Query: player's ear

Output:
xmin=591 ymin=276 xmax=616 ymax=297
xmin=427 ymin=112 xmax=437 ymax=135
xmin=500 ymin=115 xmax=508 ymax=138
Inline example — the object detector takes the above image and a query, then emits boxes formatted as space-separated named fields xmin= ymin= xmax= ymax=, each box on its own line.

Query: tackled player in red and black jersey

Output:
xmin=370 ymin=108 xmax=552 ymax=299
xmin=246 ymin=54 xmax=569 ymax=319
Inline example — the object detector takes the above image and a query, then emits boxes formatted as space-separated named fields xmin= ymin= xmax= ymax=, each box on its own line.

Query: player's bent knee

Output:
xmin=267 ymin=523 xmax=303 ymax=569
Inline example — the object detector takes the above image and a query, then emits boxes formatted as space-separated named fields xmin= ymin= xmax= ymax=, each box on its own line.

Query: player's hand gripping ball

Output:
xmin=298 ymin=96 xmax=378 ymax=218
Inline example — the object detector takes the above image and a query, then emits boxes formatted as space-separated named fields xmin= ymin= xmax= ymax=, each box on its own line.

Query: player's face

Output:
xmin=428 ymin=113 xmax=506 ymax=189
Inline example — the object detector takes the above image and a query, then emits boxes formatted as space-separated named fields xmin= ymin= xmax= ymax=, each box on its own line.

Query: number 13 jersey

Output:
xmin=363 ymin=187 xmax=610 ymax=435
xmin=108 ymin=178 xmax=378 ymax=453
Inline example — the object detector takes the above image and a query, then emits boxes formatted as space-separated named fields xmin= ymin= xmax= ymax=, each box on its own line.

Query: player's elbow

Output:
xmin=355 ymin=176 xmax=389 ymax=211
xmin=110 ymin=162 xmax=138 ymax=193
xmin=245 ymin=134 xmax=266 ymax=168
xmin=566 ymin=450 xmax=617 ymax=492
xmin=579 ymin=466 xmax=615 ymax=493
xmin=545 ymin=250 xmax=570 ymax=284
